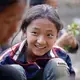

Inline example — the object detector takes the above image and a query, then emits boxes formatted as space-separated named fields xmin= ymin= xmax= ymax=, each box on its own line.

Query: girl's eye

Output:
xmin=47 ymin=34 xmax=54 ymax=38
xmin=31 ymin=32 xmax=38 ymax=36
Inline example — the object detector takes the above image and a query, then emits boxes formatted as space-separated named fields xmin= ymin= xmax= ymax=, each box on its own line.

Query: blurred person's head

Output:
xmin=30 ymin=0 xmax=45 ymax=6
xmin=45 ymin=0 xmax=57 ymax=9
xmin=30 ymin=0 xmax=57 ymax=9
xmin=0 ymin=0 xmax=27 ymax=44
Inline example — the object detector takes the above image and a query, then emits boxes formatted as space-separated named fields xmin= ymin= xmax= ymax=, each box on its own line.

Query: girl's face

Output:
xmin=25 ymin=18 xmax=58 ymax=56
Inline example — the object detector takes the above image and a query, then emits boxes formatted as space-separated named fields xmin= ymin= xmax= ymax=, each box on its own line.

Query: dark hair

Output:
xmin=30 ymin=0 xmax=45 ymax=6
xmin=0 ymin=0 xmax=27 ymax=12
xmin=0 ymin=0 xmax=17 ymax=12
xmin=21 ymin=4 xmax=63 ymax=33
xmin=0 ymin=0 xmax=17 ymax=5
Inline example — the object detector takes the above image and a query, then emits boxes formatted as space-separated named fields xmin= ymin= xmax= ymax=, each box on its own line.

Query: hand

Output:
xmin=55 ymin=32 xmax=77 ymax=48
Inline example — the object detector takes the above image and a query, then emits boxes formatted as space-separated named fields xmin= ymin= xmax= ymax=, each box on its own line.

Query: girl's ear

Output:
xmin=57 ymin=31 xmax=60 ymax=38
xmin=55 ymin=33 xmax=59 ymax=39
xmin=23 ymin=32 xmax=27 ymax=38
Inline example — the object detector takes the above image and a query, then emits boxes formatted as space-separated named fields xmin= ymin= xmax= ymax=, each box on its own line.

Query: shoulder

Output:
xmin=0 ymin=42 xmax=20 ymax=60
xmin=52 ymin=46 xmax=68 ymax=57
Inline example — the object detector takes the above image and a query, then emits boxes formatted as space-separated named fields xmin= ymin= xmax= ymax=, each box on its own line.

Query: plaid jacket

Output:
xmin=0 ymin=39 xmax=75 ymax=79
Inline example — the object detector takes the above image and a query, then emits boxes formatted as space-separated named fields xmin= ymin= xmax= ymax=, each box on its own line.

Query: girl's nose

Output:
xmin=37 ymin=36 xmax=46 ymax=45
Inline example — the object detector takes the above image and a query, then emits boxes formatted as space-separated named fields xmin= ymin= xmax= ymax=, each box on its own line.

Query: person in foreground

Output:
xmin=0 ymin=4 xmax=70 ymax=80
xmin=27 ymin=0 xmax=76 ymax=79
xmin=0 ymin=0 xmax=27 ymax=80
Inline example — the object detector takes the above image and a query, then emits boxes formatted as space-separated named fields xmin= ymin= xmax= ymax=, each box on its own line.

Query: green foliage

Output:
xmin=64 ymin=45 xmax=71 ymax=51
xmin=64 ymin=22 xmax=80 ymax=51
xmin=67 ymin=22 xmax=80 ymax=36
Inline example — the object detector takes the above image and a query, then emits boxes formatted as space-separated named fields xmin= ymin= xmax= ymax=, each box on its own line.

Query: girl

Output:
xmin=0 ymin=4 xmax=69 ymax=80
xmin=29 ymin=1 xmax=77 ymax=79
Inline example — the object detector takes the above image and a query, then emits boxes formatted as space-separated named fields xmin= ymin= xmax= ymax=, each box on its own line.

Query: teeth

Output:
xmin=35 ymin=45 xmax=45 ymax=49
xmin=37 ymin=46 xmax=45 ymax=49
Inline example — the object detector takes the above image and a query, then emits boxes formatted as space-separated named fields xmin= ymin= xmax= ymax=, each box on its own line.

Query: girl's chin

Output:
xmin=33 ymin=52 xmax=46 ymax=56
xmin=32 ymin=48 xmax=49 ymax=56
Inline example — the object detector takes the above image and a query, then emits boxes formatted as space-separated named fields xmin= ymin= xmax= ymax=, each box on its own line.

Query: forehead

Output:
xmin=28 ymin=18 xmax=57 ymax=31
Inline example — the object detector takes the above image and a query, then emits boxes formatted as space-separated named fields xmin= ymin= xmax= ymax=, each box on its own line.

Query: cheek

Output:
xmin=49 ymin=40 xmax=56 ymax=47
xmin=49 ymin=37 xmax=58 ymax=47
xmin=0 ymin=21 xmax=17 ymax=43
xmin=26 ymin=31 xmax=37 ymax=40
xmin=54 ymin=37 xmax=58 ymax=43
xmin=26 ymin=33 xmax=36 ymax=44
xmin=28 ymin=37 xmax=36 ymax=44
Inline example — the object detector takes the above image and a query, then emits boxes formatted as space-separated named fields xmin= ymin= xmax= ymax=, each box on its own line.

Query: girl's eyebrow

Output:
xmin=46 ymin=30 xmax=53 ymax=32
xmin=32 ymin=27 xmax=40 ymax=30
xmin=32 ymin=27 xmax=54 ymax=32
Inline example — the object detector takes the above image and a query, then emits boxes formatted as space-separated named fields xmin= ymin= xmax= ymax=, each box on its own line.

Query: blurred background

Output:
xmin=58 ymin=0 xmax=80 ymax=80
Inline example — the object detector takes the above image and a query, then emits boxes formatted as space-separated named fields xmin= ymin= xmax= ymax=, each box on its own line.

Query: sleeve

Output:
xmin=66 ymin=55 xmax=75 ymax=76
xmin=54 ymin=47 xmax=75 ymax=76
xmin=0 ymin=53 xmax=9 ymax=65
xmin=68 ymin=43 xmax=79 ymax=53
xmin=0 ymin=49 xmax=12 ymax=65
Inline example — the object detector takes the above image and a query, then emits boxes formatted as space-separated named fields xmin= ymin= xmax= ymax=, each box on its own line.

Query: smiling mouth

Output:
xmin=35 ymin=45 xmax=46 ymax=49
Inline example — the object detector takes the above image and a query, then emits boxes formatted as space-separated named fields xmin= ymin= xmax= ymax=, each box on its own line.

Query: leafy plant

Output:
xmin=67 ymin=22 xmax=80 ymax=36
xmin=64 ymin=22 xmax=80 ymax=50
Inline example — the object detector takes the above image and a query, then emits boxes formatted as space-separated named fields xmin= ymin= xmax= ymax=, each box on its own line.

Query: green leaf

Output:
xmin=64 ymin=22 xmax=80 ymax=50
